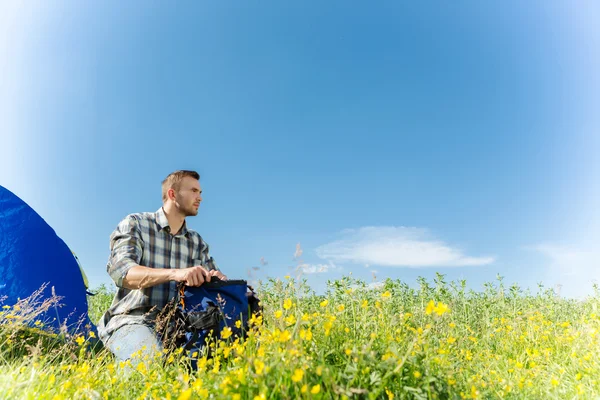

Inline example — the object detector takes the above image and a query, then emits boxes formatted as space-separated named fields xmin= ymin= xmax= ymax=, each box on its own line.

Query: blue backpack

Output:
xmin=156 ymin=279 xmax=261 ymax=369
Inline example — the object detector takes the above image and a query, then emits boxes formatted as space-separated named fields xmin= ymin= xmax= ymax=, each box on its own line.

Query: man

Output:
xmin=98 ymin=170 xmax=226 ymax=360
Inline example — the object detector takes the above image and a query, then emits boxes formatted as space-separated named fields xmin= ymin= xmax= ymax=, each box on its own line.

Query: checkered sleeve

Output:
xmin=107 ymin=215 xmax=144 ymax=287
xmin=200 ymin=237 xmax=220 ymax=272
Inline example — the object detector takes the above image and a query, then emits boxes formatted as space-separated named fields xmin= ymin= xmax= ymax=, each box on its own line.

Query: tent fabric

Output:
xmin=0 ymin=185 xmax=96 ymax=335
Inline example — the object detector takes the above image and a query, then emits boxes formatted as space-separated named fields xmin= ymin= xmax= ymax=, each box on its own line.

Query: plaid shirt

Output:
xmin=97 ymin=207 xmax=219 ymax=342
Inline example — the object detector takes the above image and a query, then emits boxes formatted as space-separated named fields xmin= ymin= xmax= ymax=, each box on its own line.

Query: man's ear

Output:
xmin=168 ymin=188 xmax=176 ymax=200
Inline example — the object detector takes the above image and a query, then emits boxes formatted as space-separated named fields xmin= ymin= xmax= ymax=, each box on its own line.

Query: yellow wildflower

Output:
xmin=177 ymin=389 xmax=192 ymax=400
xmin=292 ymin=369 xmax=304 ymax=382
xmin=278 ymin=329 xmax=292 ymax=342
xmin=221 ymin=327 xmax=232 ymax=339
xmin=425 ymin=300 xmax=435 ymax=315
xmin=434 ymin=302 xmax=449 ymax=316
xmin=254 ymin=359 xmax=265 ymax=375
xmin=285 ymin=314 xmax=296 ymax=325
xmin=311 ymin=385 xmax=321 ymax=394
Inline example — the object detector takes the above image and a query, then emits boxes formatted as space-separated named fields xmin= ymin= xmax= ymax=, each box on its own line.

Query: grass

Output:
xmin=1 ymin=273 xmax=600 ymax=399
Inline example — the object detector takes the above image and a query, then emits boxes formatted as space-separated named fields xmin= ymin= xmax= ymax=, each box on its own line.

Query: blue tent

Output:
xmin=0 ymin=185 xmax=96 ymax=335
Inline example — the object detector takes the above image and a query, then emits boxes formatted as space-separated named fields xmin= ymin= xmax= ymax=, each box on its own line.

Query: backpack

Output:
xmin=155 ymin=278 xmax=261 ymax=369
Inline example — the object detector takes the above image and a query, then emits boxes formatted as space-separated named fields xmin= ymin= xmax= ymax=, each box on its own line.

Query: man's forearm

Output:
xmin=122 ymin=265 xmax=176 ymax=290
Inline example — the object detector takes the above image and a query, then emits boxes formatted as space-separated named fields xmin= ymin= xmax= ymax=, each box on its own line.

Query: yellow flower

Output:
xmin=425 ymin=300 xmax=435 ymax=315
xmin=278 ymin=329 xmax=292 ymax=342
xmin=177 ymin=389 xmax=192 ymax=400
xmin=337 ymin=304 xmax=345 ymax=312
xmin=310 ymin=385 xmax=321 ymax=394
xmin=221 ymin=327 xmax=232 ymax=339
xmin=434 ymin=302 xmax=449 ymax=316
xmin=75 ymin=336 xmax=85 ymax=346
xmin=254 ymin=359 xmax=265 ymax=375
xmin=292 ymin=369 xmax=304 ymax=382
xmin=447 ymin=337 xmax=456 ymax=344
xmin=274 ymin=310 xmax=283 ymax=319
xmin=345 ymin=348 xmax=352 ymax=355
xmin=253 ymin=394 xmax=266 ymax=400
xmin=551 ymin=378 xmax=559 ymax=387
xmin=283 ymin=299 xmax=293 ymax=310
xmin=385 ymin=389 xmax=394 ymax=399
xmin=324 ymin=321 xmax=333 ymax=336
xmin=235 ymin=320 xmax=242 ymax=329
xmin=299 ymin=328 xmax=312 ymax=341
xmin=320 ymin=299 xmax=328 ymax=307
xmin=316 ymin=366 xmax=323 ymax=376
xmin=413 ymin=371 xmax=422 ymax=378
xmin=285 ymin=314 xmax=296 ymax=325
xmin=361 ymin=300 xmax=368 ymax=308
xmin=576 ymin=372 xmax=582 ymax=381
xmin=381 ymin=291 xmax=391 ymax=299
xmin=301 ymin=385 xmax=308 ymax=393
xmin=232 ymin=395 xmax=241 ymax=400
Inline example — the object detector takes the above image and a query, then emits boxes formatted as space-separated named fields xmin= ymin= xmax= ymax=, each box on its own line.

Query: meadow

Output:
xmin=1 ymin=273 xmax=599 ymax=399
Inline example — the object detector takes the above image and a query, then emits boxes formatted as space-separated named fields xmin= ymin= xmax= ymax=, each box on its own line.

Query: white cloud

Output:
xmin=528 ymin=243 xmax=600 ymax=297
xmin=366 ymin=281 xmax=385 ymax=290
xmin=315 ymin=226 xmax=494 ymax=268
xmin=527 ymin=244 xmax=597 ymax=277
xmin=297 ymin=262 xmax=340 ymax=275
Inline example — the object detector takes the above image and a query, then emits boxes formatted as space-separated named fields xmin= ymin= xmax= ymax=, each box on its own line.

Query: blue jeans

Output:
xmin=105 ymin=324 xmax=163 ymax=362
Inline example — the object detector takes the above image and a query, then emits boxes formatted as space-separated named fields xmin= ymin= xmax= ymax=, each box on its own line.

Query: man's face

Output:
xmin=173 ymin=176 xmax=202 ymax=217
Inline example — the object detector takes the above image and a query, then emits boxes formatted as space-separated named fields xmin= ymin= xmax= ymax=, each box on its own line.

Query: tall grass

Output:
xmin=2 ymin=274 xmax=600 ymax=399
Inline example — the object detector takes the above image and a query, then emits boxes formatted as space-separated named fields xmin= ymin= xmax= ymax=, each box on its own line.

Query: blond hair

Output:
xmin=161 ymin=170 xmax=200 ymax=203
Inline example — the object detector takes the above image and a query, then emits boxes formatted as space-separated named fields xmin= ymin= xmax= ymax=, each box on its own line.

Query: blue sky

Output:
xmin=1 ymin=1 xmax=599 ymax=297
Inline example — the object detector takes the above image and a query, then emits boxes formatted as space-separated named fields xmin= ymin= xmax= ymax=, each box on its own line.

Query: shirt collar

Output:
xmin=155 ymin=207 xmax=189 ymax=236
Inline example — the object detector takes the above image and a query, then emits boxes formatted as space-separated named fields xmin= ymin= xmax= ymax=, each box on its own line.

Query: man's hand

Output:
xmin=209 ymin=270 xmax=228 ymax=281
xmin=173 ymin=266 xmax=211 ymax=286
